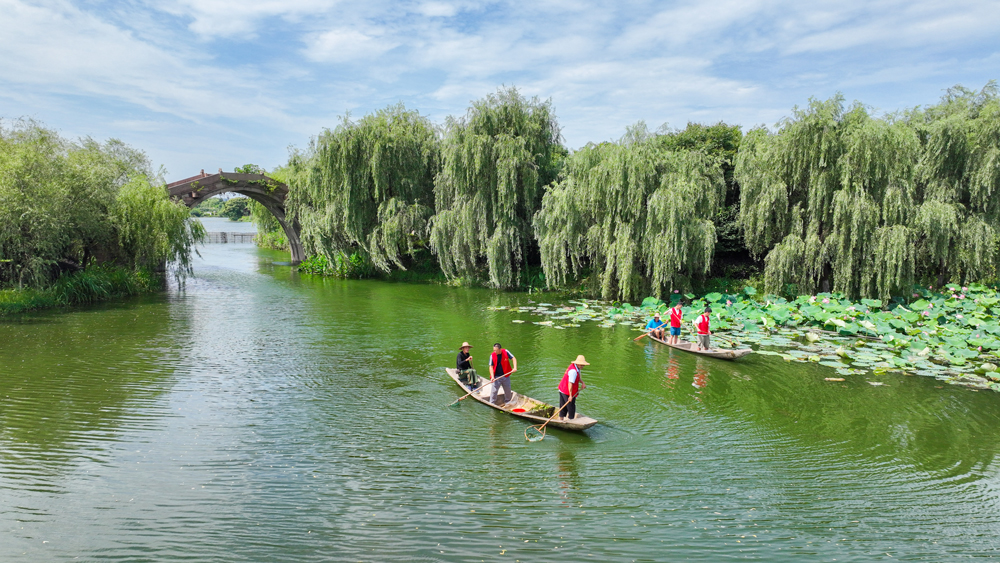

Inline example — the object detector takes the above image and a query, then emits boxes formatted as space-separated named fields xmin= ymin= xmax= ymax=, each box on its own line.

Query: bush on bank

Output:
xmin=0 ymin=265 xmax=159 ymax=316
xmin=0 ymin=119 xmax=202 ymax=313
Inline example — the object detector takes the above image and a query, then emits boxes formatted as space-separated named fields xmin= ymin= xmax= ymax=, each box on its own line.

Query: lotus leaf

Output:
xmin=861 ymin=298 xmax=883 ymax=309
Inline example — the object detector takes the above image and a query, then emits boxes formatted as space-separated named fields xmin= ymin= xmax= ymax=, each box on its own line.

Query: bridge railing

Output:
xmin=203 ymin=232 xmax=257 ymax=244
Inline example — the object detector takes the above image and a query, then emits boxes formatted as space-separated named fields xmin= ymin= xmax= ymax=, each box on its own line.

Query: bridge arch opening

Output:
xmin=167 ymin=171 xmax=305 ymax=264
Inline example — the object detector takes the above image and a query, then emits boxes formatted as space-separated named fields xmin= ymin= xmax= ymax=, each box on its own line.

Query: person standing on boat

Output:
xmin=457 ymin=342 xmax=478 ymax=389
xmin=488 ymin=343 xmax=517 ymax=407
xmin=695 ymin=306 xmax=712 ymax=351
xmin=668 ymin=301 xmax=684 ymax=345
xmin=645 ymin=312 xmax=666 ymax=340
xmin=558 ymin=355 xmax=588 ymax=421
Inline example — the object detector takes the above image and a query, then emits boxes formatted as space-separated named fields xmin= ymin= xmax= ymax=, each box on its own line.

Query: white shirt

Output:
xmin=567 ymin=365 xmax=579 ymax=384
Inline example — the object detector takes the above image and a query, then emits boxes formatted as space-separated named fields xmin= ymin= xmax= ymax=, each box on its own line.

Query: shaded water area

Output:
xmin=3 ymin=241 xmax=1000 ymax=561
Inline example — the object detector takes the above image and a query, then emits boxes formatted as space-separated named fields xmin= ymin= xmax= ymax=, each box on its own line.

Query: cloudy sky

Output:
xmin=2 ymin=0 xmax=998 ymax=179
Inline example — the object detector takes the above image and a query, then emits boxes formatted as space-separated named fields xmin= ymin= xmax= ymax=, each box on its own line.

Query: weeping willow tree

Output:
xmin=534 ymin=123 xmax=725 ymax=300
xmin=285 ymin=104 xmax=439 ymax=273
xmin=911 ymin=82 xmax=1000 ymax=286
xmin=737 ymin=84 xmax=1000 ymax=299
xmin=736 ymin=96 xmax=923 ymax=299
xmin=429 ymin=87 xmax=563 ymax=288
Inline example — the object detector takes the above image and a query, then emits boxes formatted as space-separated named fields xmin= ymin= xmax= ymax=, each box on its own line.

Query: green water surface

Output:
xmin=2 ymin=242 xmax=999 ymax=561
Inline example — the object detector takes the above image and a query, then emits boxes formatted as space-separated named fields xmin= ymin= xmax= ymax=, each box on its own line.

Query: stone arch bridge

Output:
xmin=167 ymin=170 xmax=305 ymax=264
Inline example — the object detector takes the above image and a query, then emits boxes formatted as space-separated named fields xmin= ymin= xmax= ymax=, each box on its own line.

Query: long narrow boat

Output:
xmin=445 ymin=368 xmax=597 ymax=431
xmin=649 ymin=334 xmax=753 ymax=360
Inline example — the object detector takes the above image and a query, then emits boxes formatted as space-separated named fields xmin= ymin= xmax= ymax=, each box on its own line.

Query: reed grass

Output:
xmin=0 ymin=266 xmax=159 ymax=316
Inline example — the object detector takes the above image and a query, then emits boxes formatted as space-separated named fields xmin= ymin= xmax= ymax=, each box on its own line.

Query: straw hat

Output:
xmin=653 ymin=312 xmax=661 ymax=318
xmin=573 ymin=355 xmax=590 ymax=365
xmin=459 ymin=342 xmax=473 ymax=349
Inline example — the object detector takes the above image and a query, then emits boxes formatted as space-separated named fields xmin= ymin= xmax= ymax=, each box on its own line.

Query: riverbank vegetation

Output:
xmin=259 ymin=82 xmax=998 ymax=302
xmin=0 ymin=119 xmax=203 ymax=315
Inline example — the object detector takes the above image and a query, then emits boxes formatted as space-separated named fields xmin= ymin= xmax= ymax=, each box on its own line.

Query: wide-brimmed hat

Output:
xmin=573 ymin=355 xmax=590 ymax=365
xmin=654 ymin=312 xmax=661 ymax=318
xmin=459 ymin=342 xmax=473 ymax=349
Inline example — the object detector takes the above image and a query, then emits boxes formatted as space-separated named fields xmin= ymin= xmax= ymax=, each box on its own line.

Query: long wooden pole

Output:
xmin=525 ymin=390 xmax=580 ymax=441
xmin=447 ymin=372 xmax=510 ymax=407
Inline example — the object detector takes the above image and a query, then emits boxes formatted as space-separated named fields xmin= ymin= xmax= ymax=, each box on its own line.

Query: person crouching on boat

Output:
xmin=645 ymin=312 xmax=666 ymax=340
xmin=457 ymin=342 xmax=478 ymax=389
xmin=558 ymin=355 xmax=589 ymax=421
xmin=695 ymin=306 xmax=712 ymax=351
xmin=489 ymin=343 xmax=517 ymax=407
xmin=668 ymin=301 xmax=684 ymax=345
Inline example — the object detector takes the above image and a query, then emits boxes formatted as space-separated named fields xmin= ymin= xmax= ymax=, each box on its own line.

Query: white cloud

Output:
xmin=149 ymin=0 xmax=344 ymax=37
xmin=305 ymin=27 xmax=399 ymax=62
xmin=2 ymin=0 xmax=998 ymax=174
xmin=0 ymin=0 xmax=291 ymax=123
xmin=417 ymin=2 xmax=458 ymax=17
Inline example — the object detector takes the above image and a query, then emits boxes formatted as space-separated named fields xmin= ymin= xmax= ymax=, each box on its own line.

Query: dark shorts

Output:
xmin=670 ymin=326 xmax=681 ymax=336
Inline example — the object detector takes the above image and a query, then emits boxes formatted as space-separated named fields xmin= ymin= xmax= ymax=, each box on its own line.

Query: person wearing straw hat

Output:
xmin=645 ymin=312 xmax=666 ymax=340
xmin=456 ymin=342 xmax=478 ymax=389
xmin=557 ymin=355 xmax=589 ymax=421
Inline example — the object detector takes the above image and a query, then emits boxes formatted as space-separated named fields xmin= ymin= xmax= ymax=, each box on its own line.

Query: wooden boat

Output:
xmin=649 ymin=334 xmax=753 ymax=360
xmin=445 ymin=368 xmax=597 ymax=431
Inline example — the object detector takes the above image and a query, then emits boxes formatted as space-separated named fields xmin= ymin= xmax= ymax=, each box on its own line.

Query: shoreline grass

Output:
xmin=0 ymin=266 xmax=161 ymax=316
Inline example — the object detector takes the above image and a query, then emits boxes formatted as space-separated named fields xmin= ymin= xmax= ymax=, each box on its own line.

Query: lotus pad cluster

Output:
xmin=488 ymin=283 xmax=1000 ymax=393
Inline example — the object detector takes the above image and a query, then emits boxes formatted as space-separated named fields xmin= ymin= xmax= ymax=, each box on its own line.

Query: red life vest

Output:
xmin=558 ymin=363 xmax=584 ymax=396
xmin=695 ymin=313 xmax=710 ymax=334
xmin=491 ymin=349 xmax=513 ymax=378
xmin=670 ymin=306 xmax=683 ymax=328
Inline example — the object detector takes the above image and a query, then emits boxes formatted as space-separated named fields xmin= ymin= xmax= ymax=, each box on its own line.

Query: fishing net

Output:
xmin=525 ymin=425 xmax=546 ymax=442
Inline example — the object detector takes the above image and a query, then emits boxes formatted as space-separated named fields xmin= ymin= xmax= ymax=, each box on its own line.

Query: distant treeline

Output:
xmin=0 ymin=120 xmax=202 ymax=297
xmin=253 ymin=82 xmax=1000 ymax=301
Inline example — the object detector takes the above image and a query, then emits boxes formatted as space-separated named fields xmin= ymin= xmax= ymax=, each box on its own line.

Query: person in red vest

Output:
xmin=558 ymin=355 xmax=589 ymax=420
xmin=488 ymin=343 xmax=518 ymax=407
xmin=668 ymin=301 xmax=684 ymax=345
xmin=695 ymin=306 xmax=712 ymax=351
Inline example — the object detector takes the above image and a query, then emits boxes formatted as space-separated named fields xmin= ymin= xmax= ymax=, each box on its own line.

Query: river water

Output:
xmin=2 ymin=240 xmax=1000 ymax=561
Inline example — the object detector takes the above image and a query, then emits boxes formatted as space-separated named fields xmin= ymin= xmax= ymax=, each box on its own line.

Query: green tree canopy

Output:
xmin=0 ymin=119 xmax=198 ymax=288
xmin=656 ymin=122 xmax=744 ymax=255
xmin=534 ymin=123 xmax=726 ymax=300
xmin=286 ymin=104 xmax=440 ymax=273
xmin=736 ymin=84 xmax=1000 ymax=299
xmin=429 ymin=87 xmax=563 ymax=288
xmin=221 ymin=196 xmax=250 ymax=221
xmin=911 ymin=82 xmax=1000 ymax=286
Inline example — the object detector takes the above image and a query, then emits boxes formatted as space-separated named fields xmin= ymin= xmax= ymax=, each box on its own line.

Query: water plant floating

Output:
xmin=488 ymin=284 xmax=1000 ymax=393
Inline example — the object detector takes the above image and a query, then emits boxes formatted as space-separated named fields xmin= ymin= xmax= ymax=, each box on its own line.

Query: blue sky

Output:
xmin=2 ymin=0 xmax=998 ymax=180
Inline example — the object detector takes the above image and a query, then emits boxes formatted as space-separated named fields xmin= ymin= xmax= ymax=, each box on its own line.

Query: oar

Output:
xmin=634 ymin=324 xmax=665 ymax=341
xmin=447 ymin=373 xmax=510 ymax=407
xmin=525 ymin=391 xmax=580 ymax=442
